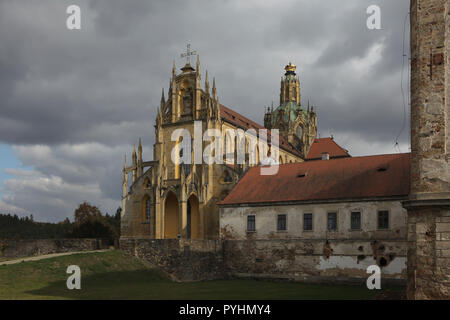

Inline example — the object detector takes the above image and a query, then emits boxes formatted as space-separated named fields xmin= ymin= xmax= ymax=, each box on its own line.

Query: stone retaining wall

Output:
xmin=119 ymin=238 xmax=225 ymax=281
xmin=0 ymin=238 xmax=110 ymax=258
xmin=120 ymin=238 xmax=406 ymax=284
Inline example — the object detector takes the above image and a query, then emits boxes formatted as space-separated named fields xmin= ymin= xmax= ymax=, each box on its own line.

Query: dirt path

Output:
xmin=0 ymin=249 xmax=111 ymax=266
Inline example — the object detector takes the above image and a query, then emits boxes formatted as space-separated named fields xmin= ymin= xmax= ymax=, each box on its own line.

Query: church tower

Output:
xmin=280 ymin=62 xmax=301 ymax=105
xmin=121 ymin=48 xmax=306 ymax=243
xmin=264 ymin=63 xmax=317 ymax=158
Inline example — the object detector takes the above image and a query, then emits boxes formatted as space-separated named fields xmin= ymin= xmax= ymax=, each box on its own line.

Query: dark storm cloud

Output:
xmin=0 ymin=0 xmax=411 ymax=221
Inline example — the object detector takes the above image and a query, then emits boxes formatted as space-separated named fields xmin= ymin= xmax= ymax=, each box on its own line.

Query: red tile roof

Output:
xmin=219 ymin=104 xmax=301 ymax=156
xmin=220 ymin=153 xmax=410 ymax=206
xmin=306 ymin=137 xmax=350 ymax=160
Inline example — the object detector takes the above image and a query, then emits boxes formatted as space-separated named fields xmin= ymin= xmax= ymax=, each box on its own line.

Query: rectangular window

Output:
xmin=351 ymin=212 xmax=361 ymax=230
xmin=277 ymin=214 xmax=287 ymax=231
xmin=247 ymin=215 xmax=256 ymax=232
xmin=327 ymin=212 xmax=337 ymax=231
xmin=378 ymin=210 xmax=389 ymax=229
xmin=303 ymin=213 xmax=313 ymax=231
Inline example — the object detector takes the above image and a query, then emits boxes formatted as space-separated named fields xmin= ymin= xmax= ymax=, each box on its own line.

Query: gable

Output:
xmin=306 ymin=138 xmax=350 ymax=160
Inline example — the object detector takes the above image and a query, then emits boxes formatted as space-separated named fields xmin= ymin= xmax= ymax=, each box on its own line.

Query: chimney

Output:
xmin=322 ymin=152 xmax=330 ymax=160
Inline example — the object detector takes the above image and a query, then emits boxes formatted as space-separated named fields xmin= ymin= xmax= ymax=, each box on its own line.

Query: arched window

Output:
xmin=143 ymin=177 xmax=151 ymax=189
xmin=145 ymin=197 xmax=151 ymax=220
xmin=142 ymin=196 xmax=151 ymax=221
xmin=175 ymin=137 xmax=183 ymax=179
xmin=224 ymin=171 xmax=232 ymax=183
xmin=220 ymin=170 xmax=233 ymax=184
xmin=296 ymin=125 xmax=303 ymax=139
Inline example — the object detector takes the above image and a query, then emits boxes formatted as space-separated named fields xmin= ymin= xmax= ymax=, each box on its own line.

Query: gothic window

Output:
xmin=182 ymin=88 xmax=193 ymax=115
xmin=220 ymin=170 xmax=233 ymax=184
xmin=224 ymin=171 xmax=232 ymax=183
xmin=175 ymin=137 xmax=183 ymax=179
xmin=296 ymin=125 xmax=303 ymax=139
xmin=277 ymin=120 xmax=287 ymax=132
xmin=224 ymin=132 xmax=235 ymax=158
xmin=145 ymin=197 xmax=151 ymax=221
xmin=211 ymin=136 xmax=216 ymax=157
xmin=142 ymin=196 xmax=151 ymax=222
xmin=201 ymin=97 xmax=206 ymax=109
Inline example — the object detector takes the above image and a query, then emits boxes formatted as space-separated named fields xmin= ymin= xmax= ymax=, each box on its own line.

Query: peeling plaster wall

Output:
xmin=223 ymin=239 xmax=406 ymax=282
xmin=317 ymin=256 xmax=406 ymax=276
xmin=220 ymin=200 xmax=407 ymax=282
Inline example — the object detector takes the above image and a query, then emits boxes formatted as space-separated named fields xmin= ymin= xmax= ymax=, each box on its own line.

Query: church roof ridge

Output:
xmin=219 ymin=104 xmax=301 ymax=156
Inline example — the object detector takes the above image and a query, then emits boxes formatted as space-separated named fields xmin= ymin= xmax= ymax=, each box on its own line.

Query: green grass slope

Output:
xmin=0 ymin=250 xmax=404 ymax=300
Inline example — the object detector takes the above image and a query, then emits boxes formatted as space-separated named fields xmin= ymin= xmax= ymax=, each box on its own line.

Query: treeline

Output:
xmin=0 ymin=202 xmax=121 ymax=243
xmin=0 ymin=214 xmax=71 ymax=239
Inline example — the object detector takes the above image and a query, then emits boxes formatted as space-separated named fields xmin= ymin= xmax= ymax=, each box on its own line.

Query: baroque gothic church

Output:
xmin=121 ymin=52 xmax=325 ymax=240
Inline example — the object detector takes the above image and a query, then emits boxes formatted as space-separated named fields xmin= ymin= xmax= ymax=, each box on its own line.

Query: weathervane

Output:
xmin=180 ymin=44 xmax=197 ymax=65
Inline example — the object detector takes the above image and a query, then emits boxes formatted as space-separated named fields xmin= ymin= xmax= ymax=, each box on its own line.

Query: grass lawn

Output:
xmin=0 ymin=250 xmax=404 ymax=300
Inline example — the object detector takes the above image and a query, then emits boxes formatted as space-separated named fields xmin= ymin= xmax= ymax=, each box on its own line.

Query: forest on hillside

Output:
xmin=0 ymin=203 xmax=121 ymax=242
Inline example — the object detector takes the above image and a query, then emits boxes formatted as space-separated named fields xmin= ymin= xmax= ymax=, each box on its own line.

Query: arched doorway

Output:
xmin=187 ymin=195 xmax=199 ymax=239
xmin=164 ymin=191 xmax=179 ymax=239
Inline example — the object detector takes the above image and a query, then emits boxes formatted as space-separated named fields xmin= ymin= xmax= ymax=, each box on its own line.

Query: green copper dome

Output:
xmin=273 ymin=102 xmax=306 ymax=125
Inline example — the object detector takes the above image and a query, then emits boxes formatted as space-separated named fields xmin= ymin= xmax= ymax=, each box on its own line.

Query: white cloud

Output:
xmin=0 ymin=143 xmax=137 ymax=221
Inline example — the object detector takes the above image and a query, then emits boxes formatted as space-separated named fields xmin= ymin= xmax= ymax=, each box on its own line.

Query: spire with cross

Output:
xmin=180 ymin=44 xmax=197 ymax=66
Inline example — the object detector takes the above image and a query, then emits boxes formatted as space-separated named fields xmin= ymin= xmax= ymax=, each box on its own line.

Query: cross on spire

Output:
xmin=180 ymin=44 xmax=197 ymax=65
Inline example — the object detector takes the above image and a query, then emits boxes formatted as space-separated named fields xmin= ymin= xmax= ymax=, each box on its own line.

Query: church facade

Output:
xmin=120 ymin=54 xmax=318 ymax=240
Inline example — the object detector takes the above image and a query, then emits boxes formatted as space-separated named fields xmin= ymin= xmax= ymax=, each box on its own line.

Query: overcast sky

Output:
xmin=0 ymin=0 xmax=411 ymax=222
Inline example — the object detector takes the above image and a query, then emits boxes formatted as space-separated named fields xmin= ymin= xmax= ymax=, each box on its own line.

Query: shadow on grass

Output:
xmin=26 ymin=269 xmax=405 ymax=300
